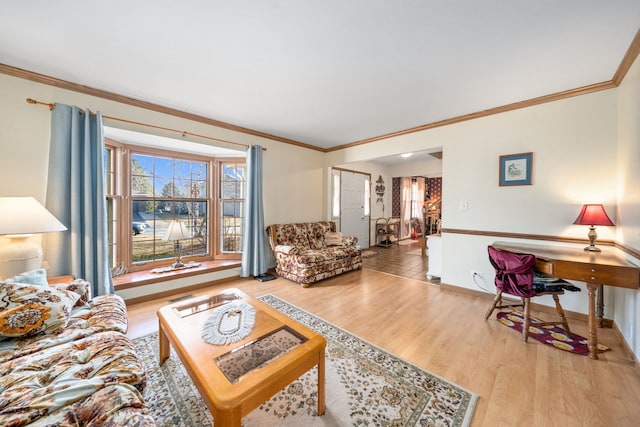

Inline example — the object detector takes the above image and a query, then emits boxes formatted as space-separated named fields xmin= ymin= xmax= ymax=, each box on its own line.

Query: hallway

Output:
xmin=362 ymin=239 xmax=437 ymax=283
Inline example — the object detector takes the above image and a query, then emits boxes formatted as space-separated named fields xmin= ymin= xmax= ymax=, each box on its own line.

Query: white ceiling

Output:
xmin=1 ymin=1 xmax=639 ymax=150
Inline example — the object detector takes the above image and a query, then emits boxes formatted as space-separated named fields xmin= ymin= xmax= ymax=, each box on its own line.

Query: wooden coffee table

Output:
xmin=157 ymin=288 xmax=326 ymax=426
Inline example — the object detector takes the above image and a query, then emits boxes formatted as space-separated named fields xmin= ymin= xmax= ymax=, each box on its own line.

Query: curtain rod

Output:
xmin=26 ymin=98 xmax=265 ymax=151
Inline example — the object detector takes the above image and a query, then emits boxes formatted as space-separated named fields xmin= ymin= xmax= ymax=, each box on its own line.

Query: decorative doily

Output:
xmin=202 ymin=301 xmax=255 ymax=345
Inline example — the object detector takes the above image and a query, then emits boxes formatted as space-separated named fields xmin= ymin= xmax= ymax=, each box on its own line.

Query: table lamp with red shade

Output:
xmin=573 ymin=204 xmax=615 ymax=252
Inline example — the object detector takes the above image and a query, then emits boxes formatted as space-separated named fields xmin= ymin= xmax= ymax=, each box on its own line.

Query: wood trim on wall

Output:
xmin=612 ymin=27 xmax=640 ymax=86
xmin=2 ymin=25 xmax=639 ymax=155
xmin=327 ymin=81 xmax=617 ymax=151
xmin=0 ymin=63 xmax=323 ymax=152
xmin=441 ymin=228 xmax=640 ymax=260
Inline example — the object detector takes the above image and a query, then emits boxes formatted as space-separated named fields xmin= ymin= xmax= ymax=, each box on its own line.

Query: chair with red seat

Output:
xmin=485 ymin=245 xmax=571 ymax=342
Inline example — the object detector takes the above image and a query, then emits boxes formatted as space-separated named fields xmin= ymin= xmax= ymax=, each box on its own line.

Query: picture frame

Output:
xmin=499 ymin=152 xmax=533 ymax=186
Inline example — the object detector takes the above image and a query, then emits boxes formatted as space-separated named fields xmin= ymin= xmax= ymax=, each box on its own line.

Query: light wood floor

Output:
xmin=126 ymin=267 xmax=640 ymax=426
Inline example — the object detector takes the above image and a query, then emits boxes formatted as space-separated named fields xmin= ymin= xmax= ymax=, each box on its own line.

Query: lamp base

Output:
xmin=170 ymin=260 xmax=186 ymax=269
xmin=584 ymin=226 xmax=602 ymax=252
xmin=0 ymin=236 xmax=43 ymax=280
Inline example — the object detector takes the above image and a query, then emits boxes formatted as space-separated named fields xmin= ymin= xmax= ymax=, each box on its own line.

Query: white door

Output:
xmin=340 ymin=171 xmax=370 ymax=248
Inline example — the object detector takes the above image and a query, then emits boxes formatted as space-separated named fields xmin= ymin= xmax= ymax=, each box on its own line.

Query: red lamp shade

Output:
xmin=573 ymin=204 xmax=614 ymax=226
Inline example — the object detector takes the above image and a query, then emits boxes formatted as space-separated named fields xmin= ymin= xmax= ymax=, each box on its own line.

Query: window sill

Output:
xmin=113 ymin=259 xmax=241 ymax=290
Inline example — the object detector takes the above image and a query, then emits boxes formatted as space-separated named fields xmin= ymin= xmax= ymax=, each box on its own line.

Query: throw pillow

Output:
xmin=5 ymin=268 xmax=49 ymax=287
xmin=325 ymin=231 xmax=343 ymax=246
xmin=51 ymin=279 xmax=91 ymax=306
xmin=0 ymin=281 xmax=80 ymax=338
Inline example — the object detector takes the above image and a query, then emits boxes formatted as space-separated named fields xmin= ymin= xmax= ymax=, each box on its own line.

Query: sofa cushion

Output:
xmin=277 ymin=246 xmax=360 ymax=266
xmin=51 ymin=278 xmax=91 ymax=306
xmin=4 ymin=268 xmax=49 ymax=287
xmin=0 ymin=282 xmax=80 ymax=338
xmin=325 ymin=231 xmax=343 ymax=246
xmin=0 ymin=293 xmax=129 ymax=363
xmin=0 ymin=330 xmax=147 ymax=426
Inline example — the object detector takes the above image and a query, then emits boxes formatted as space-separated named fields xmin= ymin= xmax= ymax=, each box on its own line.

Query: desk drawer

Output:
xmin=534 ymin=259 xmax=554 ymax=275
xmin=554 ymin=261 xmax=640 ymax=289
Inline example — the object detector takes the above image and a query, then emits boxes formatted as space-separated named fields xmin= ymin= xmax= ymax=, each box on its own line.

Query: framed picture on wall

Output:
xmin=499 ymin=152 xmax=533 ymax=186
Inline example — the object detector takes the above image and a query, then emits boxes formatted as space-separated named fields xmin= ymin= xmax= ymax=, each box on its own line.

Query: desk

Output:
xmin=492 ymin=241 xmax=640 ymax=359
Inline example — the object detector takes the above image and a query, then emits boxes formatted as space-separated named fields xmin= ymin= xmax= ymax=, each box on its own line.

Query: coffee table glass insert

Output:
xmin=172 ymin=292 xmax=241 ymax=318
xmin=215 ymin=326 xmax=308 ymax=383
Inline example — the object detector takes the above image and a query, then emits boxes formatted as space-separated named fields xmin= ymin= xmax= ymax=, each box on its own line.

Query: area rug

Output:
xmin=133 ymin=295 xmax=478 ymax=426
xmin=496 ymin=311 xmax=610 ymax=355
xmin=361 ymin=249 xmax=378 ymax=258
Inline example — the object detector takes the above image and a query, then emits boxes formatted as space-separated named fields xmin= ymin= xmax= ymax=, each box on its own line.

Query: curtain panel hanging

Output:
xmin=44 ymin=103 xmax=113 ymax=296
xmin=241 ymin=144 xmax=268 ymax=277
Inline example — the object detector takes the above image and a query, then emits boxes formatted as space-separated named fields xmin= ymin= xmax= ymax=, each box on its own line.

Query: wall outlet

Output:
xmin=471 ymin=270 xmax=483 ymax=279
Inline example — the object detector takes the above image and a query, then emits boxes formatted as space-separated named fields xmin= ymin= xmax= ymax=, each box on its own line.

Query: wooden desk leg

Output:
xmin=317 ymin=347 xmax=326 ymax=416
xmin=596 ymin=284 xmax=604 ymax=328
xmin=586 ymin=283 xmax=599 ymax=360
xmin=158 ymin=319 xmax=170 ymax=365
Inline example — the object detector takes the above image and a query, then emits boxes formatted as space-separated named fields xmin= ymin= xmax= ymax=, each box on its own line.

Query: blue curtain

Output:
xmin=241 ymin=145 xmax=268 ymax=277
xmin=44 ymin=104 xmax=113 ymax=296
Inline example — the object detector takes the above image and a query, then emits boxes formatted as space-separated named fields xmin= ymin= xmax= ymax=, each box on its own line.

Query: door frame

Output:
xmin=331 ymin=167 xmax=371 ymax=248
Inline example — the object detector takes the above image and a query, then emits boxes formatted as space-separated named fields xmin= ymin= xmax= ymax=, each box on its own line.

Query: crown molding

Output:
xmin=3 ymin=25 xmax=640 ymax=155
xmin=0 ymin=63 xmax=323 ymax=152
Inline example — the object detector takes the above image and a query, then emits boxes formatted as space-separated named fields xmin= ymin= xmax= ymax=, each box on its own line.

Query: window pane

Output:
xmin=332 ymin=174 xmax=340 ymax=218
xmin=183 ymin=201 xmax=208 ymax=256
xmin=175 ymin=179 xmax=191 ymax=198
xmin=174 ymin=159 xmax=191 ymax=180
xmin=192 ymin=161 xmax=207 ymax=180
xmin=131 ymin=155 xmax=154 ymax=196
xmin=220 ymin=162 xmax=245 ymax=254
xmin=155 ymin=157 xmax=173 ymax=178
xmin=193 ymin=180 xmax=207 ymax=198
xmin=364 ymin=177 xmax=370 ymax=217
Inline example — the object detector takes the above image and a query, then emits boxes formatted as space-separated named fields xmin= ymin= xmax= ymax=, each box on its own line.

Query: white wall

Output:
xmin=328 ymin=70 xmax=640 ymax=357
xmin=615 ymin=55 xmax=640 ymax=356
xmin=0 ymin=73 xmax=325 ymax=299
xmin=329 ymin=89 xmax=624 ymax=305
xmin=2 ymin=64 xmax=638 ymax=355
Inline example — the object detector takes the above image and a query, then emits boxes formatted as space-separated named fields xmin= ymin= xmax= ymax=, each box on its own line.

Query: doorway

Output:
xmin=334 ymin=169 xmax=370 ymax=248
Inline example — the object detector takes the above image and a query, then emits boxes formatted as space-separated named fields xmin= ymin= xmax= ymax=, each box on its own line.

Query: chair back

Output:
xmin=487 ymin=245 xmax=537 ymax=297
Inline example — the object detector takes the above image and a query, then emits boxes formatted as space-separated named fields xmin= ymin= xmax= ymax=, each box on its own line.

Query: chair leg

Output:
xmin=485 ymin=290 xmax=502 ymax=320
xmin=552 ymin=294 xmax=571 ymax=335
xmin=522 ymin=298 xmax=531 ymax=343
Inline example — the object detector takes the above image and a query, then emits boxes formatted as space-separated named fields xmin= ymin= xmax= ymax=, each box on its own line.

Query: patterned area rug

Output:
xmin=496 ymin=311 xmax=610 ymax=355
xmin=133 ymin=295 xmax=478 ymax=426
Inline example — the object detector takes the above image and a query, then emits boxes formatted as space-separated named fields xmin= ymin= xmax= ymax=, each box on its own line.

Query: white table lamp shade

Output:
xmin=0 ymin=197 xmax=67 ymax=279
xmin=162 ymin=221 xmax=192 ymax=241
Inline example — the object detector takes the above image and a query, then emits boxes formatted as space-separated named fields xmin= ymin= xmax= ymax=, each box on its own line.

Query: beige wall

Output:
xmin=0 ymin=73 xmax=325 ymax=299
xmin=1 ymin=60 xmax=638 ymax=356
xmin=615 ymin=54 xmax=640 ymax=356
xmin=326 ymin=69 xmax=640 ymax=357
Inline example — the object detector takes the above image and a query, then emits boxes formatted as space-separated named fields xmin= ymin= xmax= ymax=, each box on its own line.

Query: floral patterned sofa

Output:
xmin=0 ymin=272 xmax=156 ymax=426
xmin=266 ymin=221 xmax=362 ymax=287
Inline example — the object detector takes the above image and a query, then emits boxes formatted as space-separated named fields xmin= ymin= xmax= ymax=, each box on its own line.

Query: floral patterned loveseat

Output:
xmin=0 ymin=272 xmax=156 ymax=426
xmin=266 ymin=221 xmax=362 ymax=287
